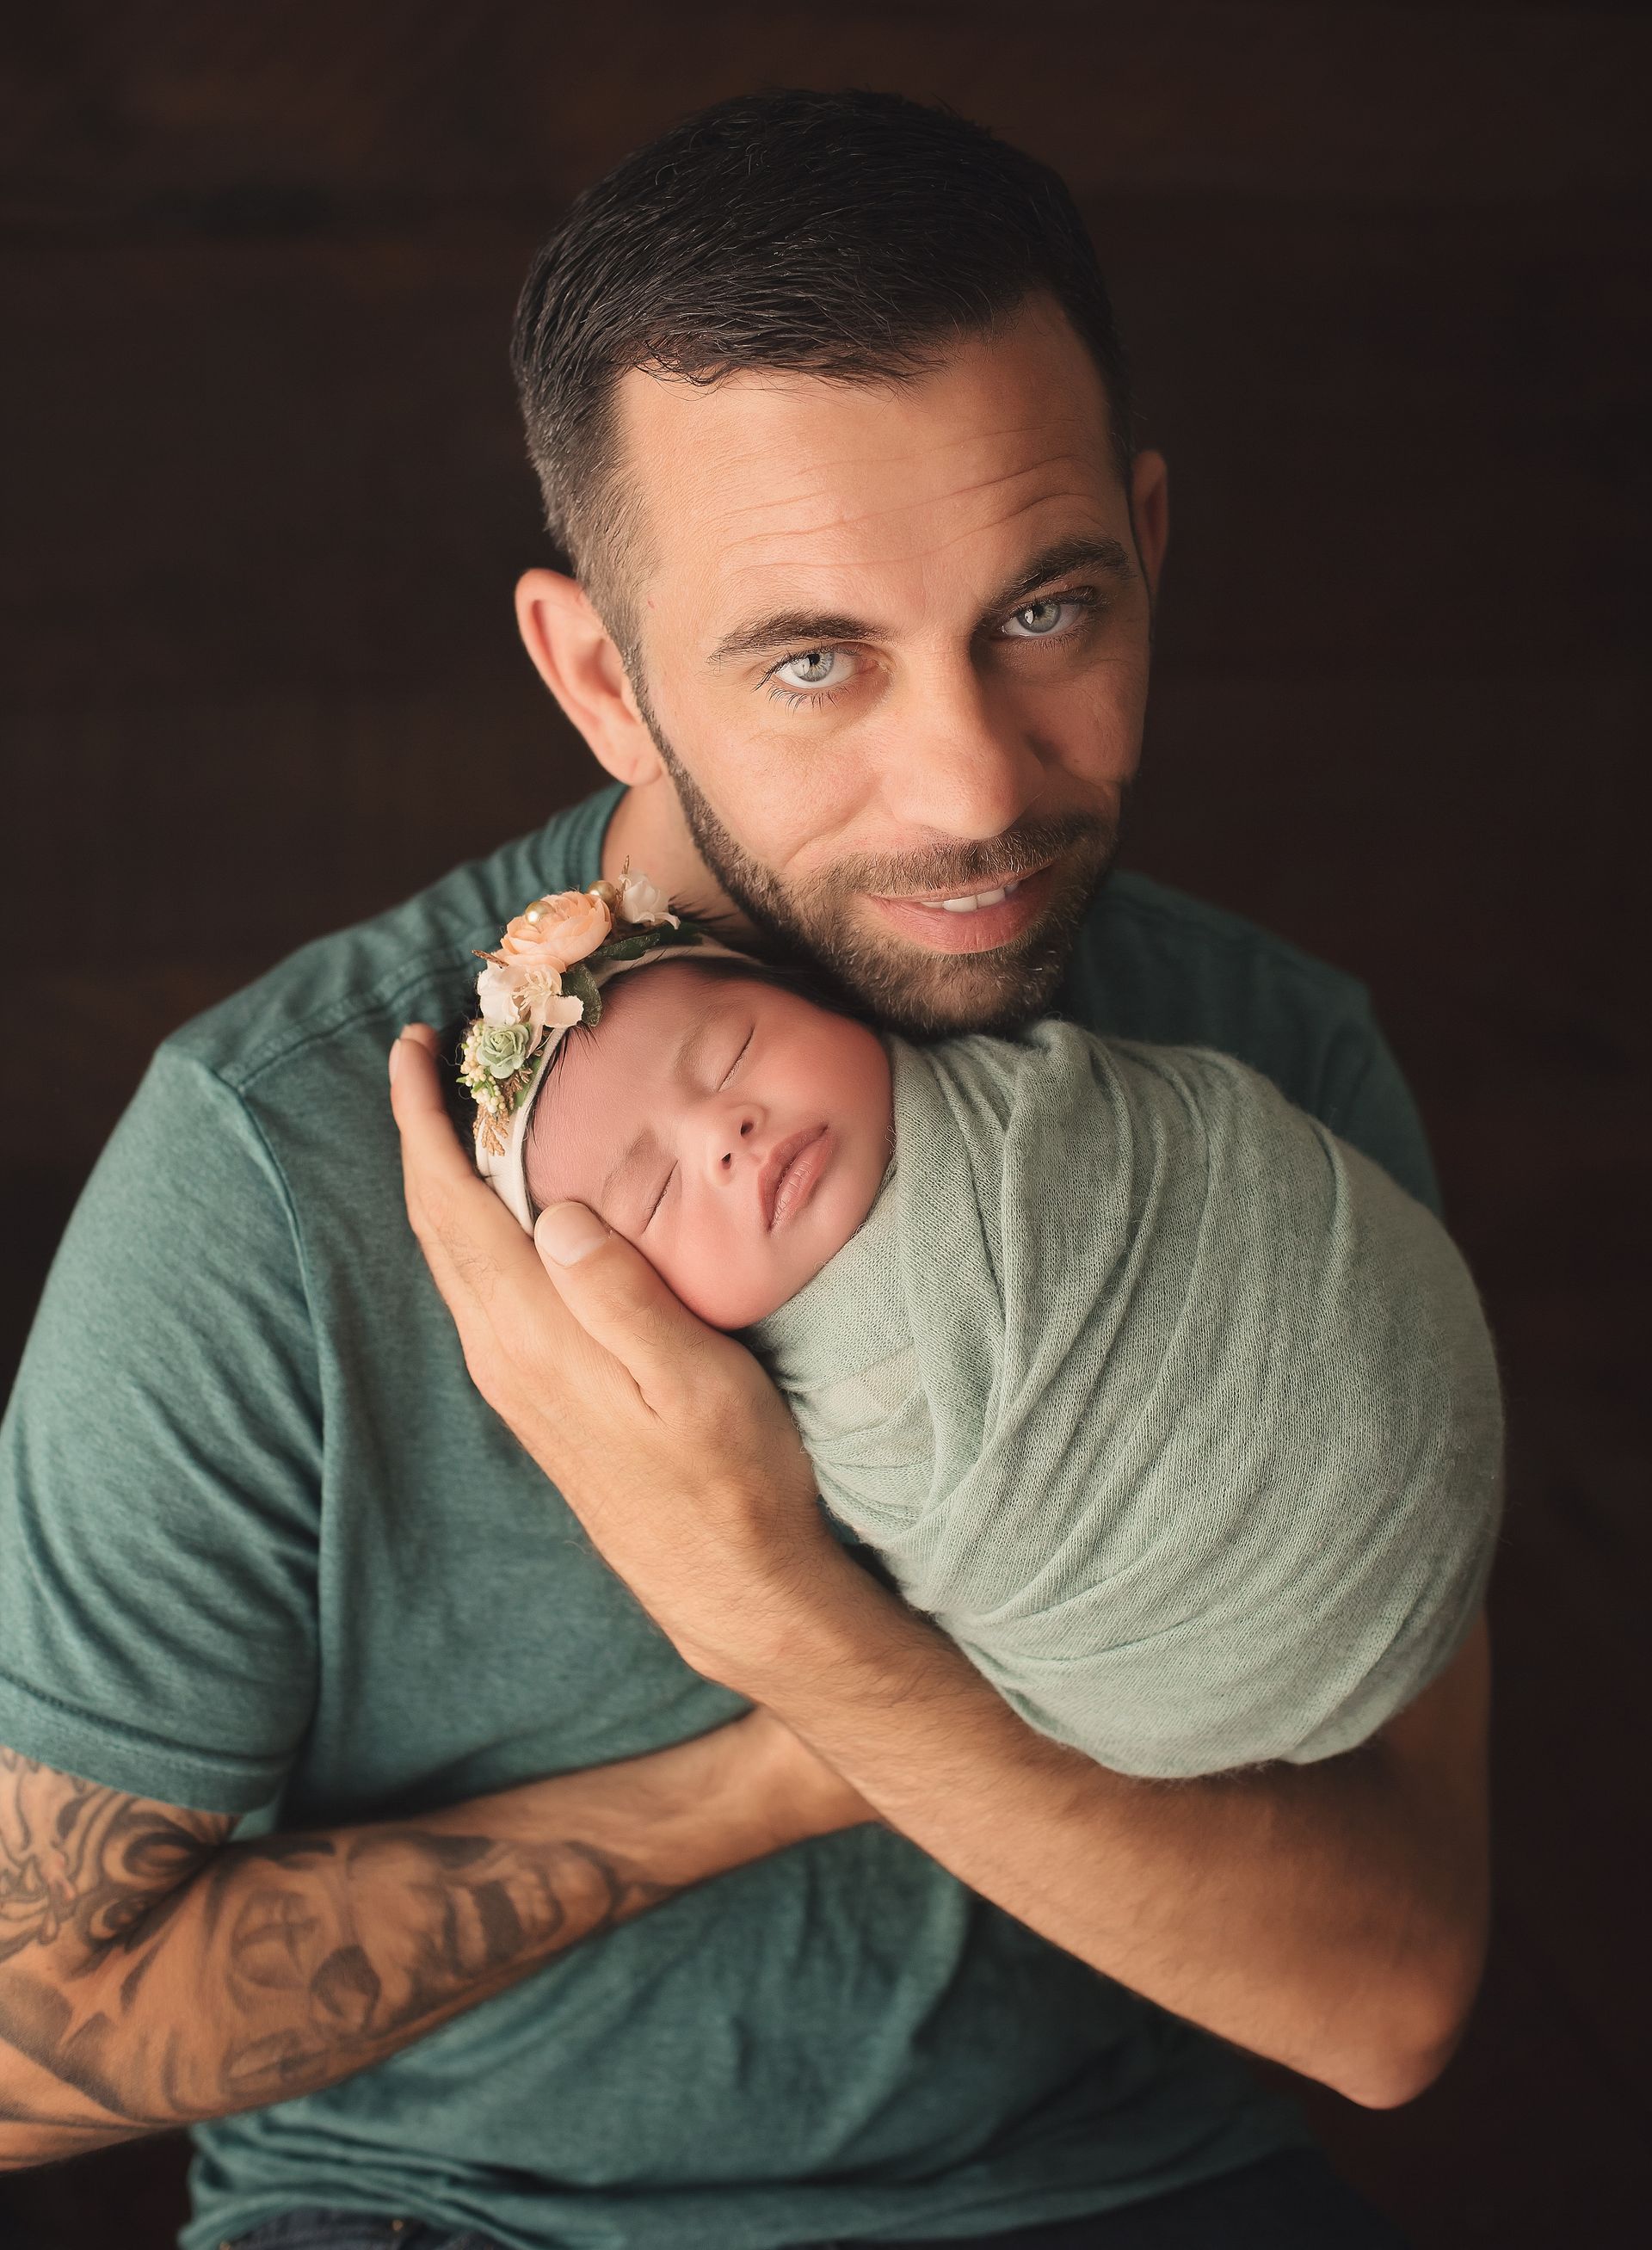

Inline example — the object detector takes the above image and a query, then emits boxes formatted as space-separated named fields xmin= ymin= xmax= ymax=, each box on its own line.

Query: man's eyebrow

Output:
xmin=705 ymin=536 xmax=1134 ymax=668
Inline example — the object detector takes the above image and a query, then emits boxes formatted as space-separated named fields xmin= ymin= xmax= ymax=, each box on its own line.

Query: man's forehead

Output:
xmin=613 ymin=303 xmax=1120 ymax=624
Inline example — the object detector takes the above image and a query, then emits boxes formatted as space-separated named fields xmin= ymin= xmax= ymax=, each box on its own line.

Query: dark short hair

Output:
xmin=510 ymin=88 xmax=1137 ymax=643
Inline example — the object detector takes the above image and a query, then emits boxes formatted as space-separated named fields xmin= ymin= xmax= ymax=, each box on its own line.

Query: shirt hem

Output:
xmin=0 ymin=1667 xmax=288 ymax=1814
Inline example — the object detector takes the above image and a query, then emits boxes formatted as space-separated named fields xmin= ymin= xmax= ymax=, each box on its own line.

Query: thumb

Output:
xmin=533 ymin=1201 xmax=712 ymax=1402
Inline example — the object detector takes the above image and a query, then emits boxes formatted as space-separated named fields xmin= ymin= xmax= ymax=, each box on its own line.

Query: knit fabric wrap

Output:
xmin=750 ymin=1024 xmax=1501 ymax=1777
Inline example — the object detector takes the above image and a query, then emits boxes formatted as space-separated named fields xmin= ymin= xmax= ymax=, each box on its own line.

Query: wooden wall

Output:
xmin=2 ymin=5 xmax=1646 ymax=2243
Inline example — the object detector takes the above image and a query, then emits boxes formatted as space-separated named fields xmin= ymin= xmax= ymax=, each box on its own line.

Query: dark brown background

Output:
xmin=2 ymin=4 xmax=1648 ymax=2245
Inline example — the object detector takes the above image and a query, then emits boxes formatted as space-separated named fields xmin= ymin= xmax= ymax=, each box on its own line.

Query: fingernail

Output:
xmin=539 ymin=1202 xmax=611 ymax=1267
xmin=388 ymin=1037 xmax=404 ymax=1083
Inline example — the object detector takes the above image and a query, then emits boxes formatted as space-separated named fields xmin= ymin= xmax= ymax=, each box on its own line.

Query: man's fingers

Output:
xmin=534 ymin=1202 xmax=725 ymax=1406
xmin=391 ymin=1024 xmax=591 ymax=1401
xmin=389 ymin=1022 xmax=531 ymax=1308
xmin=388 ymin=1022 xmax=468 ymax=1202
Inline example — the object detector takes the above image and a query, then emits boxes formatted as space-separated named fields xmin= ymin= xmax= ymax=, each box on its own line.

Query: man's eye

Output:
xmin=720 ymin=1026 xmax=754 ymax=1088
xmin=1003 ymin=589 xmax=1106 ymax=643
xmin=765 ymin=589 xmax=1106 ymax=711
xmin=765 ymin=652 xmax=855 ymax=711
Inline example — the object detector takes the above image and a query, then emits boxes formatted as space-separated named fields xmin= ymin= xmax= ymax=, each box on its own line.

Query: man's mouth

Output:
xmin=909 ymin=874 xmax=1028 ymax=913
xmin=863 ymin=860 xmax=1057 ymax=954
xmin=761 ymin=1125 xmax=832 ymax=1230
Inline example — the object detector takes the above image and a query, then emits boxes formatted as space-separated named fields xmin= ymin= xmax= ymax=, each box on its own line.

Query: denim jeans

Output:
xmin=222 ymin=2151 xmax=1411 ymax=2249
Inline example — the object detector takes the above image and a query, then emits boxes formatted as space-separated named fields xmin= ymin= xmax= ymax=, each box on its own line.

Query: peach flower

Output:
xmin=492 ymin=888 xmax=613 ymax=976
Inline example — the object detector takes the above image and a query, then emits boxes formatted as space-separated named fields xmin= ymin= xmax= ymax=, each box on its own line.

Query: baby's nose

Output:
xmin=717 ymin=1108 xmax=761 ymax=1168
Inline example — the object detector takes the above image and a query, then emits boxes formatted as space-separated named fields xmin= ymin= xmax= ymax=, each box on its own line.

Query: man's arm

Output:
xmin=734 ymin=1580 xmax=1491 ymax=2111
xmin=389 ymin=1022 xmax=1492 ymax=2113
xmin=0 ymin=1717 xmax=866 ymax=2171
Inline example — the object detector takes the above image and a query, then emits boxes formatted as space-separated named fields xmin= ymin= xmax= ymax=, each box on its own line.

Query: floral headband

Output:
xmin=459 ymin=866 xmax=739 ymax=1230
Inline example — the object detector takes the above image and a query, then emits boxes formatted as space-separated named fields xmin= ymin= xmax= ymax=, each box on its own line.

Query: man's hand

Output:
xmin=389 ymin=1022 xmax=859 ymax=1687
xmin=390 ymin=1020 xmax=1489 ymax=2107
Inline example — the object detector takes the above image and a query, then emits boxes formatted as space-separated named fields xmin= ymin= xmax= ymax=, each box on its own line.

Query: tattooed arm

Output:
xmin=0 ymin=1717 xmax=866 ymax=2169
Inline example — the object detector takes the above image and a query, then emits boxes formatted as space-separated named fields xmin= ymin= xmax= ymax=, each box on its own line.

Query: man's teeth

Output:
xmin=928 ymin=879 xmax=1021 ymax=915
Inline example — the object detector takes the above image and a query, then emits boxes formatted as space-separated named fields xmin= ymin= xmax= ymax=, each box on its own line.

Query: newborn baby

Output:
xmin=465 ymin=885 xmax=1501 ymax=1779
xmin=525 ymin=954 xmax=894 ymax=1331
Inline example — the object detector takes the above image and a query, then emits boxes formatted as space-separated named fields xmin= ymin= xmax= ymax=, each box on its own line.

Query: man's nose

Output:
xmin=878 ymin=657 xmax=1048 ymax=841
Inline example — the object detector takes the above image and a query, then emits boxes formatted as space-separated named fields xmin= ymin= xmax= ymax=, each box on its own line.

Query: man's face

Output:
xmin=606 ymin=297 xmax=1159 ymax=1038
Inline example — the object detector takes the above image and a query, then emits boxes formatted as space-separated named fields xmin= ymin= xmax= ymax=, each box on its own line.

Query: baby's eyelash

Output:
xmin=644 ymin=1026 xmax=751 ymax=1229
xmin=644 ymin=1166 xmax=675 ymax=1229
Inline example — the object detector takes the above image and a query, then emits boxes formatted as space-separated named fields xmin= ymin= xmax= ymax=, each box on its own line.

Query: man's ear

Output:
xmin=1128 ymin=450 xmax=1169 ymax=601
xmin=515 ymin=568 xmax=662 ymax=787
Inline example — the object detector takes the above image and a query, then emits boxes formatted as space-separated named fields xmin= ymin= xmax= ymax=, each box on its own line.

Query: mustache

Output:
xmin=828 ymin=812 xmax=1113 ymax=899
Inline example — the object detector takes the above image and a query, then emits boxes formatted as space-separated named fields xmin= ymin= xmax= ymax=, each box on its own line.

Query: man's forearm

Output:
xmin=729 ymin=1554 xmax=1491 ymax=2109
xmin=0 ymin=1713 xmax=836 ymax=2169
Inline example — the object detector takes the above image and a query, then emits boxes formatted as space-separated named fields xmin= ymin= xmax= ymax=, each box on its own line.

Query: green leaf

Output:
xmin=564 ymin=963 xmax=602 ymax=1025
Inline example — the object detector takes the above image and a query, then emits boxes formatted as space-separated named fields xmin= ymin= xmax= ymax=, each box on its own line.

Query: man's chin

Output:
xmin=646 ymin=724 xmax=1114 ymax=1037
xmin=827 ymin=934 xmax=1072 ymax=1039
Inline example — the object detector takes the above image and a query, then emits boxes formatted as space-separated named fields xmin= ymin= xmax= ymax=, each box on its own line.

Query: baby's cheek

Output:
xmin=661 ymin=1212 xmax=790 ymax=1333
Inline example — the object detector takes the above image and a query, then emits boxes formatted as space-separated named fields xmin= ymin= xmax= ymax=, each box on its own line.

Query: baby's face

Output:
xmin=523 ymin=963 xmax=893 ymax=1328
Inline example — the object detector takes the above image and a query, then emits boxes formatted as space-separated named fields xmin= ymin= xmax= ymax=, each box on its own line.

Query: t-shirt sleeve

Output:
xmin=1312 ymin=998 xmax=1443 ymax=1217
xmin=0 ymin=1044 xmax=322 ymax=1814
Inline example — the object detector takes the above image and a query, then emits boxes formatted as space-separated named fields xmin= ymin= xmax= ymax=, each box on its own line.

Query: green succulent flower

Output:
xmin=472 ymin=1021 xmax=533 ymax=1080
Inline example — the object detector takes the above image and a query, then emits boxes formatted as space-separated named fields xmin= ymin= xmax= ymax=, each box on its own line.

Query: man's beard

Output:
xmin=643 ymin=717 xmax=1121 ymax=1040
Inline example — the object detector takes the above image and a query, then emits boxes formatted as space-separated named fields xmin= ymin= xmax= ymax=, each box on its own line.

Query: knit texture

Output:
xmin=753 ymin=1025 xmax=1502 ymax=1776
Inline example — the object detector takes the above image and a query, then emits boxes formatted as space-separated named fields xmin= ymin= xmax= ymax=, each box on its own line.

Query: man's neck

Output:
xmin=601 ymin=778 xmax=758 ymax=939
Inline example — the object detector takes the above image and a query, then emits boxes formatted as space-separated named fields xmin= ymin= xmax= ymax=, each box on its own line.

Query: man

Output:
xmin=0 ymin=90 xmax=1489 ymax=2250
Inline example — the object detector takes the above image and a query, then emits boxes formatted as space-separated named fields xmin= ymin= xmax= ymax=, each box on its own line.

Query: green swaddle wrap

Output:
xmin=750 ymin=1023 xmax=1502 ymax=1778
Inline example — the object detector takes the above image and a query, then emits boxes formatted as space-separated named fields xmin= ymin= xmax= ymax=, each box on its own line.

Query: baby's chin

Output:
xmin=667 ymin=1263 xmax=800 ymax=1335
xmin=662 ymin=1223 xmax=848 ymax=1333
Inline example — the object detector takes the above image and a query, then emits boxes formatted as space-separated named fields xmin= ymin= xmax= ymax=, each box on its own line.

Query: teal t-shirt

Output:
xmin=0 ymin=784 xmax=1441 ymax=2250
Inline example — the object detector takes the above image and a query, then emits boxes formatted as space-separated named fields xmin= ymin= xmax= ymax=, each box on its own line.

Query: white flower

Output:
xmin=516 ymin=967 xmax=584 ymax=1034
xmin=475 ymin=960 xmax=525 ymax=1026
xmin=616 ymin=868 xmax=678 ymax=929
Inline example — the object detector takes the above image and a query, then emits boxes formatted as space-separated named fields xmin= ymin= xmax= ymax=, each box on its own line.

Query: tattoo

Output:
xmin=0 ymin=1745 xmax=225 ymax=1966
xmin=0 ymin=1743 xmax=683 ymax=2162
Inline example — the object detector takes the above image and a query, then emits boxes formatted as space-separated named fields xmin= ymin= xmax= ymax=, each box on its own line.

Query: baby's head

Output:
xmin=523 ymin=958 xmax=893 ymax=1330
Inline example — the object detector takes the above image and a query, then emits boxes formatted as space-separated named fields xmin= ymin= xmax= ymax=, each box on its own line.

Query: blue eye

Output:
xmin=1003 ymin=597 xmax=1079 ymax=638
xmin=769 ymin=648 xmax=832 ymax=688
xmin=765 ymin=652 xmax=846 ymax=711
xmin=761 ymin=589 xmax=1106 ymax=711
xmin=1003 ymin=594 xmax=1094 ymax=638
